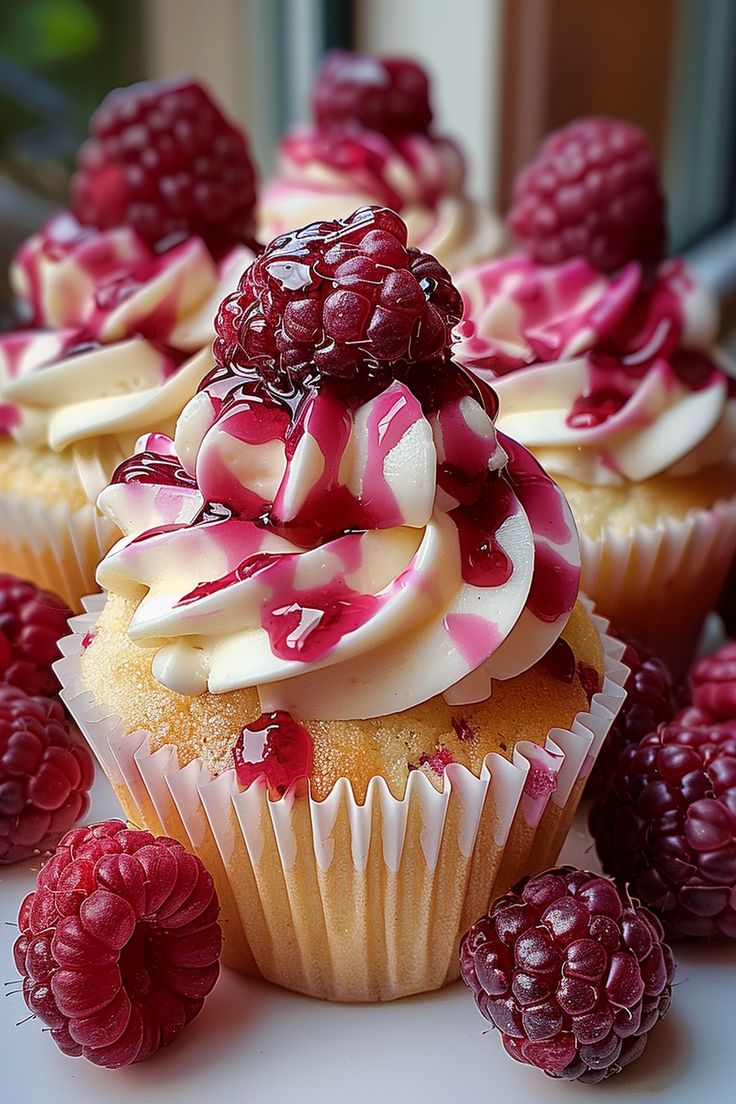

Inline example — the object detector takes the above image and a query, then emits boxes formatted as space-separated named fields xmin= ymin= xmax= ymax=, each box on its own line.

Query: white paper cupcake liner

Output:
xmin=579 ymin=492 xmax=736 ymax=676
xmin=55 ymin=594 xmax=627 ymax=1003
xmin=0 ymin=489 xmax=117 ymax=611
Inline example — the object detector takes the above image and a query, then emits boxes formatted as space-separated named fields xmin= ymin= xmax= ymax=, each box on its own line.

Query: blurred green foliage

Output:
xmin=0 ymin=0 xmax=143 ymax=198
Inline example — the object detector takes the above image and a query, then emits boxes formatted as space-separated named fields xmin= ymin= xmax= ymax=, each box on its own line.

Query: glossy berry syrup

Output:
xmin=233 ymin=711 xmax=313 ymax=797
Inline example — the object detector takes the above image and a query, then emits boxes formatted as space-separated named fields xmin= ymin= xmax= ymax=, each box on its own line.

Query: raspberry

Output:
xmin=460 ymin=866 xmax=674 ymax=1083
xmin=72 ymin=77 xmax=257 ymax=258
xmin=689 ymin=641 xmax=736 ymax=721
xmin=590 ymin=718 xmax=736 ymax=939
xmin=586 ymin=639 xmax=676 ymax=799
xmin=233 ymin=711 xmax=313 ymax=798
xmin=312 ymin=51 xmax=432 ymax=137
xmin=213 ymin=205 xmax=462 ymax=389
xmin=0 ymin=574 xmax=72 ymax=697
xmin=508 ymin=117 xmax=666 ymax=273
xmin=0 ymin=686 xmax=94 ymax=864
xmin=13 ymin=820 xmax=221 ymax=1067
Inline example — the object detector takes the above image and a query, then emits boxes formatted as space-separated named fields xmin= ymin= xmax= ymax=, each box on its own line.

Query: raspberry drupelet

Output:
xmin=0 ymin=685 xmax=94 ymax=864
xmin=460 ymin=866 xmax=674 ymax=1083
xmin=72 ymin=77 xmax=257 ymax=258
xmin=586 ymin=638 xmax=676 ymax=799
xmin=212 ymin=205 xmax=463 ymax=390
xmin=13 ymin=820 xmax=222 ymax=1067
xmin=590 ymin=718 xmax=736 ymax=939
xmin=508 ymin=116 xmax=666 ymax=272
xmin=0 ymin=574 xmax=73 ymax=697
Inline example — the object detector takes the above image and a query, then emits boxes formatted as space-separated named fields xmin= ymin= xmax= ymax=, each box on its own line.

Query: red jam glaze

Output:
xmin=540 ymin=638 xmax=576 ymax=684
xmin=233 ymin=710 xmax=313 ymax=797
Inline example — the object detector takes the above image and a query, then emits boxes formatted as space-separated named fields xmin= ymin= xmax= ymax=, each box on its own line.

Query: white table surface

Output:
xmin=2 ymin=768 xmax=734 ymax=1104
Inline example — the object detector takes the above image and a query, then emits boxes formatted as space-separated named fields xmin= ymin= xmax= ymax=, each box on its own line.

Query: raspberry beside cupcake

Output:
xmin=57 ymin=206 xmax=626 ymax=1001
xmin=259 ymin=50 xmax=501 ymax=272
xmin=0 ymin=77 xmax=258 ymax=609
xmin=455 ymin=117 xmax=736 ymax=673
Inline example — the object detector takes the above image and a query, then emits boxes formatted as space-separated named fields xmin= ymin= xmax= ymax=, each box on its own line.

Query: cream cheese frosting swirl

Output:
xmin=96 ymin=360 xmax=580 ymax=720
xmin=0 ymin=212 xmax=256 ymax=501
xmin=455 ymin=255 xmax=736 ymax=485
xmin=259 ymin=127 xmax=502 ymax=273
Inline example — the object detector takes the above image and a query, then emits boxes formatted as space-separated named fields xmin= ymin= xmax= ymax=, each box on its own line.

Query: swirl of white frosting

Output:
xmin=96 ymin=365 xmax=580 ymax=720
xmin=259 ymin=127 xmax=501 ymax=272
xmin=454 ymin=254 xmax=736 ymax=485
xmin=0 ymin=212 xmax=255 ymax=501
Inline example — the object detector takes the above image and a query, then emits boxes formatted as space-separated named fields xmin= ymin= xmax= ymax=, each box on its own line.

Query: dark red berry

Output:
xmin=689 ymin=641 xmax=736 ymax=722
xmin=590 ymin=718 xmax=736 ymax=939
xmin=13 ymin=820 xmax=222 ymax=1067
xmin=0 ymin=574 xmax=72 ymax=697
xmin=587 ymin=638 xmax=676 ymax=799
xmin=213 ymin=205 xmax=462 ymax=389
xmin=312 ymin=51 xmax=432 ymax=137
xmin=72 ymin=77 xmax=257 ymax=258
xmin=233 ymin=711 xmax=313 ymax=798
xmin=0 ymin=685 xmax=94 ymax=864
xmin=460 ymin=866 xmax=674 ymax=1083
xmin=509 ymin=117 xmax=667 ymax=273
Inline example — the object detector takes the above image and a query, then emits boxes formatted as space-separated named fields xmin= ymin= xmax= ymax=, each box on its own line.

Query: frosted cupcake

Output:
xmin=259 ymin=51 xmax=501 ymax=272
xmin=455 ymin=117 xmax=736 ymax=672
xmin=58 ymin=207 xmax=626 ymax=1001
xmin=0 ymin=77 xmax=258 ymax=608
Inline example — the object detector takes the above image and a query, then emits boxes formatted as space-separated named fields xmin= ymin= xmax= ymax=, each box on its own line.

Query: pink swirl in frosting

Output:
xmin=0 ymin=212 xmax=255 ymax=500
xmin=259 ymin=127 xmax=501 ymax=272
xmin=96 ymin=359 xmax=580 ymax=719
xmin=454 ymin=255 xmax=734 ymax=484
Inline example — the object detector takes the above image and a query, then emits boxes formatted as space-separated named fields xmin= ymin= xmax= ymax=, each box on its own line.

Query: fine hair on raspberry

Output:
xmin=13 ymin=820 xmax=222 ymax=1067
xmin=213 ymin=205 xmax=463 ymax=392
xmin=460 ymin=866 xmax=674 ymax=1083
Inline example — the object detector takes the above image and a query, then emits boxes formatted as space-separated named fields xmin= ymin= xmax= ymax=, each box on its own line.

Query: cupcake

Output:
xmin=259 ymin=50 xmax=501 ymax=272
xmin=455 ymin=117 xmax=736 ymax=673
xmin=0 ymin=77 xmax=258 ymax=609
xmin=57 ymin=207 xmax=626 ymax=1002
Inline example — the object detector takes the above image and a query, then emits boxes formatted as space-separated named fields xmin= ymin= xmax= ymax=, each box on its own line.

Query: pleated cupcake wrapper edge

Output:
xmin=580 ymin=491 xmax=736 ymax=674
xmin=0 ymin=489 xmax=117 ymax=611
xmin=55 ymin=593 xmax=627 ymax=1002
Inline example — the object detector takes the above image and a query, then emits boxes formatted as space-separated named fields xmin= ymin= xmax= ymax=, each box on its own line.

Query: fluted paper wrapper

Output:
xmin=56 ymin=594 xmax=626 ymax=1003
xmin=580 ymin=493 xmax=736 ymax=677
xmin=0 ymin=490 xmax=117 ymax=611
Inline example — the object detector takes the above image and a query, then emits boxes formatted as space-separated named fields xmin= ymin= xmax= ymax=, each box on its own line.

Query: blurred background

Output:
xmin=1 ymin=0 xmax=736 ymax=326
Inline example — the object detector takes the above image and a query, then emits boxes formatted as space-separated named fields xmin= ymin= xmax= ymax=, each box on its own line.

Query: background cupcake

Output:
xmin=0 ymin=77 xmax=258 ymax=609
xmin=258 ymin=50 xmax=501 ymax=273
xmin=455 ymin=117 xmax=736 ymax=673
xmin=58 ymin=207 xmax=626 ymax=1001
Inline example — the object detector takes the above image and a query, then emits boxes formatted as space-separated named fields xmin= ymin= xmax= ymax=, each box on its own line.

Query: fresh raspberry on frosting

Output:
xmin=13 ymin=820 xmax=221 ymax=1066
xmin=509 ymin=117 xmax=666 ymax=272
xmin=72 ymin=77 xmax=257 ymax=257
xmin=0 ymin=685 xmax=94 ymax=864
xmin=313 ymin=51 xmax=432 ymax=137
xmin=460 ymin=866 xmax=674 ymax=1083
xmin=0 ymin=575 xmax=72 ymax=698
xmin=213 ymin=205 xmax=463 ymax=388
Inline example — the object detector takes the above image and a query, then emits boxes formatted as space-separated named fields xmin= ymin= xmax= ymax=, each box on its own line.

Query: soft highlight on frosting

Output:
xmin=455 ymin=255 xmax=735 ymax=485
xmin=96 ymin=361 xmax=580 ymax=720
xmin=259 ymin=127 xmax=501 ymax=272
xmin=0 ymin=212 xmax=255 ymax=501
